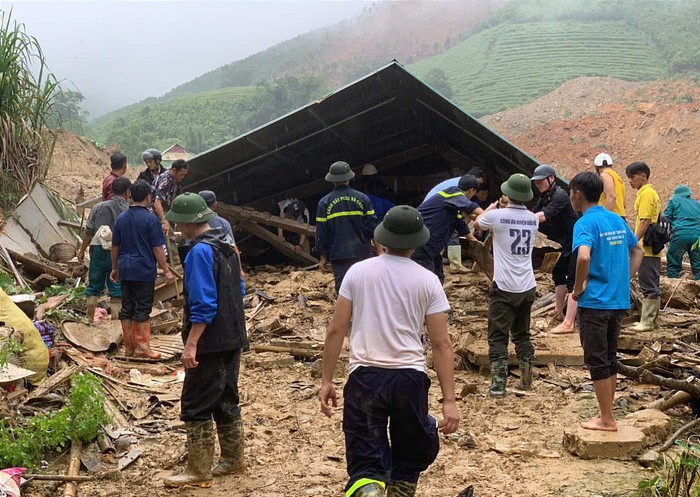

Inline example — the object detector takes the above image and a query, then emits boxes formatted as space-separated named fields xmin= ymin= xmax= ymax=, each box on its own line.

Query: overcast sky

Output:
xmin=5 ymin=0 xmax=371 ymax=117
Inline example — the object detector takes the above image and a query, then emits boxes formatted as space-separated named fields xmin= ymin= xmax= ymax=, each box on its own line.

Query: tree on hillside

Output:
xmin=244 ymin=75 xmax=329 ymax=130
xmin=47 ymin=89 xmax=89 ymax=134
xmin=424 ymin=68 xmax=454 ymax=99
xmin=0 ymin=11 xmax=61 ymax=209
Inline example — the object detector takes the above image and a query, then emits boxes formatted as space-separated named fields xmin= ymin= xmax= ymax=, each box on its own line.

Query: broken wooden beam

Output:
xmin=240 ymin=220 xmax=318 ymax=266
xmin=7 ymin=249 xmax=71 ymax=280
xmin=26 ymin=474 xmax=96 ymax=482
xmin=20 ymin=364 xmax=86 ymax=407
xmin=63 ymin=439 xmax=83 ymax=497
xmin=254 ymin=344 xmax=322 ymax=359
xmin=217 ymin=203 xmax=316 ymax=238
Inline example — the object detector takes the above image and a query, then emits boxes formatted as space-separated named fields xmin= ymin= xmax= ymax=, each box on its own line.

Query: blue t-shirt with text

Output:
xmin=573 ymin=205 xmax=638 ymax=310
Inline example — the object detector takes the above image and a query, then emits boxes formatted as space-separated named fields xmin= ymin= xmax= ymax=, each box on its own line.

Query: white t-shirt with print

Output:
xmin=339 ymin=254 xmax=450 ymax=374
xmin=478 ymin=205 xmax=539 ymax=293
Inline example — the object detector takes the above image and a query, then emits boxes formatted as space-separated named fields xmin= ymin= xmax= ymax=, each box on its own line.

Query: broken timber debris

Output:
xmin=239 ymin=219 xmax=318 ymax=266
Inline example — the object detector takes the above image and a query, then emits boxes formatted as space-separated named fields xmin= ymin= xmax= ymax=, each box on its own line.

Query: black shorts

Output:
xmin=552 ymin=253 xmax=576 ymax=292
xmin=578 ymin=307 xmax=625 ymax=381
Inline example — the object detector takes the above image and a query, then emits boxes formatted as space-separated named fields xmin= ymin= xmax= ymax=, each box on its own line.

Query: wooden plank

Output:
xmin=461 ymin=333 xmax=584 ymax=368
xmin=7 ymin=249 xmax=71 ymax=279
xmin=240 ymin=220 xmax=318 ymax=266
xmin=217 ymin=203 xmax=316 ymax=238
xmin=58 ymin=220 xmax=83 ymax=230
xmin=20 ymin=364 xmax=85 ymax=406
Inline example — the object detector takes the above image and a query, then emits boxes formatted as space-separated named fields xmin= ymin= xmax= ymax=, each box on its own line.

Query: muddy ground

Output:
xmin=23 ymin=267 xmax=691 ymax=497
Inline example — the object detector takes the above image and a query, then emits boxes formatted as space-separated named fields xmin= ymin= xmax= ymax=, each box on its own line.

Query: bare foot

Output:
xmin=580 ymin=418 xmax=618 ymax=432
xmin=550 ymin=322 xmax=575 ymax=334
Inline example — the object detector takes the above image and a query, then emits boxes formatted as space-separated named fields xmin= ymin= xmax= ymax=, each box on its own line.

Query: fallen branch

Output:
xmin=664 ymin=274 xmax=688 ymax=311
xmin=658 ymin=418 xmax=700 ymax=453
xmin=617 ymin=362 xmax=700 ymax=397
xmin=646 ymin=391 xmax=692 ymax=412
xmin=26 ymin=474 xmax=96 ymax=482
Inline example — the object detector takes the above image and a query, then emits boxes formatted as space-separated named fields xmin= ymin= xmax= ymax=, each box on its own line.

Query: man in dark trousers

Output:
xmin=163 ymin=193 xmax=248 ymax=487
xmin=78 ymin=176 xmax=131 ymax=323
xmin=314 ymin=161 xmax=378 ymax=293
xmin=530 ymin=164 xmax=580 ymax=333
xmin=110 ymin=180 xmax=173 ymax=359
xmin=321 ymin=205 xmax=459 ymax=497
xmin=412 ymin=174 xmax=483 ymax=283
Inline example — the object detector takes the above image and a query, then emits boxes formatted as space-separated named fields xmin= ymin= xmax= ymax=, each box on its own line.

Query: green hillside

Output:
xmin=410 ymin=20 xmax=666 ymax=116
xmin=410 ymin=0 xmax=700 ymax=116
xmin=89 ymin=76 xmax=327 ymax=163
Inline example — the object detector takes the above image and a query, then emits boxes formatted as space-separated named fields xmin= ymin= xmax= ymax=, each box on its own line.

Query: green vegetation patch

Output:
xmin=410 ymin=20 xmax=666 ymax=117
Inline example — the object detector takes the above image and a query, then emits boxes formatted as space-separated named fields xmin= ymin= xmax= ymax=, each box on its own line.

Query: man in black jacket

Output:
xmin=314 ymin=161 xmax=379 ymax=293
xmin=531 ymin=165 xmax=580 ymax=334
xmin=164 ymin=193 xmax=248 ymax=488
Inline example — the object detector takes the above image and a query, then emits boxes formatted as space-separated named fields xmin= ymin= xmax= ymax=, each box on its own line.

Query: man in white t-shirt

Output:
xmin=475 ymin=173 xmax=539 ymax=398
xmin=320 ymin=205 xmax=459 ymax=497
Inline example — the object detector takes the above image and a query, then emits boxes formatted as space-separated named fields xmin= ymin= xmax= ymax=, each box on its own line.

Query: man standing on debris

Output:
xmin=474 ymin=174 xmax=539 ymax=397
xmin=102 ymin=152 xmax=128 ymax=201
xmin=164 ymin=193 xmax=248 ymax=488
xmin=320 ymin=205 xmax=459 ymax=497
xmin=154 ymin=159 xmax=189 ymax=235
xmin=78 ymin=176 xmax=131 ymax=323
xmin=137 ymin=148 xmax=165 ymax=187
xmin=412 ymin=174 xmax=482 ymax=283
xmin=593 ymin=153 xmax=626 ymax=218
xmin=314 ymin=161 xmax=378 ymax=293
xmin=664 ymin=185 xmax=700 ymax=279
xmin=568 ymin=172 xmax=643 ymax=431
xmin=626 ymin=161 xmax=662 ymax=332
xmin=110 ymin=180 xmax=174 ymax=359
xmin=273 ymin=197 xmax=311 ymax=253
xmin=530 ymin=165 xmax=580 ymax=333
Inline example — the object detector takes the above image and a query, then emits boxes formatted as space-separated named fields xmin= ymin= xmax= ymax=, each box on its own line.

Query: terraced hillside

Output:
xmin=410 ymin=20 xmax=666 ymax=116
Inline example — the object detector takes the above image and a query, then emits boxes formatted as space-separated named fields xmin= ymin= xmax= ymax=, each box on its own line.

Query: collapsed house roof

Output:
xmin=183 ymin=61 xmax=543 ymax=210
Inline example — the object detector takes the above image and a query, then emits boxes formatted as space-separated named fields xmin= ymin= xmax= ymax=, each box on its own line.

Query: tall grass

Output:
xmin=0 ymin=10 xmax=60 ymax=209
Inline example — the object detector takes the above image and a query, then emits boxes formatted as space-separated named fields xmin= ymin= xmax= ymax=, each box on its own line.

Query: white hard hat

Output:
xmin=594 ymin=153 xmax=613 ymax=167
xmin=362 ymin=163 xmax=378 ymax=176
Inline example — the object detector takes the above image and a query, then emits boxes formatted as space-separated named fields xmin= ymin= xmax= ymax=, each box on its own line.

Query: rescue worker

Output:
xmin=77 ymin=176 xmax=131 ymax=323
xmin=154 ymin=159 xmax=189 ymax=235
xmin=320 ymin=205 xmax=459 ymax=497
xmin=164 ymin=193 xmax=248 ymax=488
xmin=102 ymin=153 xmax=128 ymax=201
xmin=594 ymin=152 xmax=626 ymax=218
xmin=314 ymin=161 xmax=378 ymax=293
xmin=530 ymin=164 xmax=580 ymax=333
xmin=664 ymin=185 xmax=700 ymax=279
xmin=412 ymin=174 xmax=483 ymax=283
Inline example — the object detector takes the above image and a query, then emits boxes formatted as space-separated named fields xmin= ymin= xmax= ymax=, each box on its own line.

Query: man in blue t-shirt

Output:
xmin=569 ymin=172 xmax=643 ymax=432
xmin=111 ymin=180 xmax=174 ymax=359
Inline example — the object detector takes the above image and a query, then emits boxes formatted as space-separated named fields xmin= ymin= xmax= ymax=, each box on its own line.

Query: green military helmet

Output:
xmin=325 ymin=161 xmax=355 ymax=183
xmin=374 ymin=205 xmax=430 ymax=250
xmin=501 ymin=173 xmax=534 ymax=203
xmin=165 ymin=193 xmax=216 ymax=224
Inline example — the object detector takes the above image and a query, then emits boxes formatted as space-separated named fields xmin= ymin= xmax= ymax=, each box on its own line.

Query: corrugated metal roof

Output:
xmin=183 ymin=61 xmax=543 ymax=209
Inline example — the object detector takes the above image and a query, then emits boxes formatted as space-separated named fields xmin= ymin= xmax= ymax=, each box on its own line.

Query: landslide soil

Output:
xmin=24 ymin=268 xmax=671 ymax=497
xmin=32 ymin=77 xmax=700 ymax=496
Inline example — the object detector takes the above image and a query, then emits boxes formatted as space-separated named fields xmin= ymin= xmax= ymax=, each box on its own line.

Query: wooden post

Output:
xmin=63 ymin=439 xmax=83 ymax=497
xmin=240 ymin=220 xmax=318 ymax=266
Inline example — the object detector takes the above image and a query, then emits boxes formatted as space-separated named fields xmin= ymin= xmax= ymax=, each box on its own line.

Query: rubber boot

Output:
xmin=110 ymin=297 xmax=121 ymax=321
xmin=120 ymin=319 xmax=135 ymax=357
xmin=164 ymin=420 xmax=214 ymax=488
xmin=632 ymin=298 xmax=659 ymax=332
xmin=489 ymin=359 xmax=508 ymax=398
xmin=212 ymin=414 xmax=245 ymax=476
xmin=515 ymin=355 xmax=534 ymax=390
xmin=82 ymin=296 xmax=99 ymax=324
xmin=132 ymin=320 xmax=161 ymax=360
xmin=387 ymin=481 xmax=417 ymax=497
xmin=351 ymin=482 xmax=385 ymax=497
xmin=447 ymin=245 xmax=464 ymax=270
